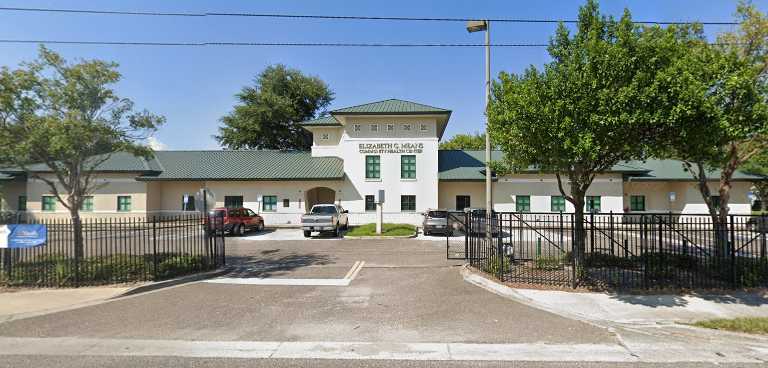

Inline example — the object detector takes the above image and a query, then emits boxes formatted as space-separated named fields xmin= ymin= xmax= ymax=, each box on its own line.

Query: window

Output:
xmin=262 ymin=195 xmax=277 ymax=212
xmin=224 ymin=196 xmax=243 ymax=208
xmin=353 ymin=124 xmax=361 ymax=132
xmin=365 ymin=155 xmax=380 ymax=179
xmin=630 ymin=195 xmax=645 ymax=212
xmin=42 ymin=196 xmax=56 ymax=212
xmin=320 ymin=133 xmax=329 ymax=140
xmin=402 ymin=124 xmax=411 ymax=131
xmin=456 ymin=195 xmax=471 ymax=211
xmin=370 ymin=124 xmax=379 ymax=132
xmin=182 ymin=195 xmax=195 ymax=211
xmin=117 ymin=196 xmax=132 ymax=212
xmin=18 ymin=196 xmax=27 ymax=211
xmin=401 ymin=195 xmax=416 ymax=212
xmin=283 ymin=199 xmax=290 ymax=208
xmin=420 ymin=124 xmax=428 ymax=132
xmin=400 ymin=155 xmax=416 ymax=179
xmin=516 ymin=195 xmax=531 ymax=212
xmin=586 ymin=196 xmax=601 ymax=213
xmin=386 ymin=124 xmax=394 ymax=132
xmin=81 ymin=196 xmax=94 ymax=212
xmin=365 ymin=195 xmax=376 ymax=211
xmin=551 ymin=196 xmax=566 ymax=212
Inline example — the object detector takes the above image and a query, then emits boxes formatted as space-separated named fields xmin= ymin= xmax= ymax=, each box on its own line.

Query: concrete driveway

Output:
xmin=238 ymin=228 xmax=346 ymax=241
xmin=0 ymin=238 xmax=612 ymax=344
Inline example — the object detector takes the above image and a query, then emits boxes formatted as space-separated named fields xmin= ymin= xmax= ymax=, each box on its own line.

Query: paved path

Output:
xmin=0 ymin=286 xmax=131 ymax=323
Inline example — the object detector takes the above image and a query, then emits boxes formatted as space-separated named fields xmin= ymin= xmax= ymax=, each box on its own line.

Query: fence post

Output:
xmin=761 ymin=213 xmax=766 ymax=260
xmin=570 ymin=213 xmax=577 ymax=289
xmin=590 ymin=211 xmax=595 ymax=254
xmin=609 ymin=211 xmax=615 ymax=256
xmin=642 ymin=215 xmax=648 ymax=289
xmin=152 ymin=216 xmax=158 ymax=279
xmin=730 ymin=214 xmax=736 ymax=288
xmin=220 ymin=212 xmax=226 ymax=266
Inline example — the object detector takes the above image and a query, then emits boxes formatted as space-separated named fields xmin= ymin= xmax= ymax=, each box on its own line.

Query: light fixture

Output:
xmin=466 ymin=20 xmax=488 ymax=33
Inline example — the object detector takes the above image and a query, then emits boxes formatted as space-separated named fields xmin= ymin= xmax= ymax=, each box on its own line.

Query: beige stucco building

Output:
xmin=1 ymin=99 xmax=764 ymax=224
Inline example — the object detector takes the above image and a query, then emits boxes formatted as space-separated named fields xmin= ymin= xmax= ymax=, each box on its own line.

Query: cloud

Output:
xmin=147 ymin=136 xmax=168 ymax=151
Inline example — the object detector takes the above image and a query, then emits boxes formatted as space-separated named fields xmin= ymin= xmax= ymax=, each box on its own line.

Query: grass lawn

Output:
xmin=345 ymin=223 xmax=416 ymax=237
xmin=691 ymin=317 xmax=768 ymax=335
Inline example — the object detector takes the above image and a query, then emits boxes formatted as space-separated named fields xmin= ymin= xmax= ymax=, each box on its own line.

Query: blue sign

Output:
xmin=0 ymin=224 xmax=47 ymax=248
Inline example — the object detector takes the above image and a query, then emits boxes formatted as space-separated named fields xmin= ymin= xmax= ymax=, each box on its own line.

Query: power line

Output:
xmin=0 ymin=39 xmax=550 ymax=47
xmin=0 ymin=6 xmax=739 ymax=26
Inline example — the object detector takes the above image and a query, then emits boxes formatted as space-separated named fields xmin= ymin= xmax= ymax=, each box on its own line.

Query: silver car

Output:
xmin=301 ymin=204 xmax=349 ymax=237
xmin=422 ymin=209 xmax=456 ymax=236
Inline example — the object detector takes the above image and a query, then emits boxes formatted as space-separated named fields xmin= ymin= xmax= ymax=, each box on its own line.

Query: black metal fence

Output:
xmin=0 ymin=213 xmax=226 ymax=287
xmin=466 ymin=211 xmax=768 ymax=290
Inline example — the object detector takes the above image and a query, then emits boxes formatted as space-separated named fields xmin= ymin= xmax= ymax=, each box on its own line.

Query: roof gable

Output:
xmin=331 ymin=99 xmax=450 ymax=115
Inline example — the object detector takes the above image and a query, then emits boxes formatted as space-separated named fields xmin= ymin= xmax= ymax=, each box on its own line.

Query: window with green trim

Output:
xmin=401 ymin=155 xmax=416 ymax=179
xmin=586 ymin=196 xmax=601 ymax=213
xmin=18 ymin=196 xmax=27 ymax=211
xmin=262 ymin=195 xmax=277 ymax=212
xmin=365 ymin=195 xmax=376 ymax=211
xmin=42 ymin=196 xmax=56 ymax=212
xmin=117 ymin=196 xmax=131 ymax=212
xmin=365 ymin=155 xmax=380 ymax=179
xmin=400 ymin=195 xmax=416 ymax=212
xmin=630 ymin=195 xmax=645 ymax=211
xmin=551 ymin=196 xmax=566 ymax=212
xmin=80 ymin=196 xmax=94 ymax=212
xmin=516 ymin=195 xmax=531 ymax=212
xmin=224 ymin=196 xmax=243 ymax=208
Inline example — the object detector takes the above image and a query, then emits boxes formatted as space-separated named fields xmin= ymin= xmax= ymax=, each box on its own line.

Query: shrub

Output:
xmin=482 ymin=254 xmax=511 ymax=275
xmin=534 ymin=255 xmax=565 ymax=270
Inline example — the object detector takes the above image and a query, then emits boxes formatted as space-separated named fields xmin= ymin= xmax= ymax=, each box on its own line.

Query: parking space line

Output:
xmin=203 ymin=260 xmax=365 ymax=287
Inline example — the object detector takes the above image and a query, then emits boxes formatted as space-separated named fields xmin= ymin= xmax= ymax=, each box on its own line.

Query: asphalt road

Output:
xmin=0 ymin=238 xmax=613 ymax=344
xmin=0 ymin=356 xmax=763 ymax=368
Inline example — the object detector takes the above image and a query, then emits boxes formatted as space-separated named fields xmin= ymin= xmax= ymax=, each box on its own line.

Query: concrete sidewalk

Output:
xmin=0 ymin=286 xmax=131 ymax=323
xmin=463 ymin=268 xmax=768 ymax=325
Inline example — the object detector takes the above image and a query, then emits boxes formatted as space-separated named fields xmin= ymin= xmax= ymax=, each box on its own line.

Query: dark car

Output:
xmin=466 ymin=208 xmax=500 ymax=236
xmin=208 ymin=207 xmax=264 ymax=236
xmin=747 ymin=216 xmax=768 ymax=233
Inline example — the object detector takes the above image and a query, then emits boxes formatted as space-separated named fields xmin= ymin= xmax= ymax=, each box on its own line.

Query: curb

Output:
xmin=343 ymin=234 xmax=417 ymax=240
xmin=117 ymin=267 xmax=231 ymax=298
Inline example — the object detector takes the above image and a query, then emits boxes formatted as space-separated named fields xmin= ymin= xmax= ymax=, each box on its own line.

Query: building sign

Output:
xmin=0 ymin=224 xmax=47 ymax=248
xmin=358 ymin=142 xmax=424 ymax=154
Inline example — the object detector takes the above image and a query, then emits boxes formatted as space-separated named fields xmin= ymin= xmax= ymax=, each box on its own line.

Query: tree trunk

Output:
xmin=69 ymin=208 xmax=84 ymax=260
xmin=571 ymin=194 xmax=587 ymax=282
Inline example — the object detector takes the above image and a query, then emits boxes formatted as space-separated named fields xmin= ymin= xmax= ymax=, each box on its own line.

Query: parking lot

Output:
xmin=0 ymin=236 xmax=613 ymax=344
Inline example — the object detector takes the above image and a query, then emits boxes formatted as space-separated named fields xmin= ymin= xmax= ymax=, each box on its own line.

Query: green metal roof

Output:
xmin=436 ymin=151 xmax=764 ymax=182
xmin=22 ymin=152 xmax=159 ymax=173
xmin=331 ymin=99 xmax=451 ymax=115
xmin=298 ymin=115 xmax=342 ymax=127
xmin=138 ymin=150 xmax=344 ymax=181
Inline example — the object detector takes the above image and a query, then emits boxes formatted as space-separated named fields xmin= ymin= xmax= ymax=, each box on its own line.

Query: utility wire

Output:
xmin=0 ymin=39 xmax=550 ymax=47
xmin=0 ymin=6 xmax=738 ymax=26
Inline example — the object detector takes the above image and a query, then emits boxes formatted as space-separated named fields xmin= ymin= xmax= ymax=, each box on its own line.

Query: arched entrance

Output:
xmin=305 ymin=187 xmax=336 ymax=212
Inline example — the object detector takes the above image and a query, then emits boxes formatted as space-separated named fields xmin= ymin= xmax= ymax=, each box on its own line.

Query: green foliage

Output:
xmin=345 ymin=223 xmax=416 ymax=237
xmin=534 ymin=255 xmax=566 ymax=270
xmin=216 ymin=64 xmax=334 ymax=150
xmin=0 ymin=252 xmax=213 ymax=287
xmin=482 ymin=254 xmax=511 ymax=275
xmin=693 ymin=317 xmax=768 ymax=335
xmin=439 ymin=132 xmax=490 ymax=150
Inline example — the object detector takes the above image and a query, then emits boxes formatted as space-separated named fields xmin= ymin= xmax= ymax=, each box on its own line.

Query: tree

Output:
xmin=658 ymin=1 xmax=768 ymax=251
xmin=487 ymin=0 xmax=698 ymax=272
xmin=439 ymin=132 xmax=489 ymax=150
xmin=0 ymin=46 xmax=164 ymax=257
xmin=216 ymin=64 xmax=334 ymax=150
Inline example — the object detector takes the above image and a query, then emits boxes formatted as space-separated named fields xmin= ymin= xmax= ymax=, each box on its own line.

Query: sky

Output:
xmin=0 ymin=0 xmax=765 ymax=150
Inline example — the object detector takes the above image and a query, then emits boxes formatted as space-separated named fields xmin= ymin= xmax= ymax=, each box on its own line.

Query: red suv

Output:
xmin=209 ymin=207 xmax=264 ymax=236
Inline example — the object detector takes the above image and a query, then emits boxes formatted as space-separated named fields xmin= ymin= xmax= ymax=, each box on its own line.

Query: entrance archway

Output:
xmin=305 ymin=187 xmax=336 ymax=212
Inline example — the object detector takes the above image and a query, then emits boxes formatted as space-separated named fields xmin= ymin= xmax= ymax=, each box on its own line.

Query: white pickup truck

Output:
xmin=301 ymin=204 xmax=349 ymax=237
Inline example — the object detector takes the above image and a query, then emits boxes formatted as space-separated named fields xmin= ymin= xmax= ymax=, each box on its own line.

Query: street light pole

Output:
xmin=467 ymin=20 xmax=493 ymax=231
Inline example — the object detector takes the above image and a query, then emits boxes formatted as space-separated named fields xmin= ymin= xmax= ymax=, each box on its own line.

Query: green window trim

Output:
xmin=400 ymin=155 xmax=416 ymax=179
xmin=80 ymin=196 xmax=94 ymax=212
xmin=400 ymin=195 xmax=416 ymax=212
xmin=117 ymin=196 xmax=132 ymax=212
xmin=629 ymin=195 xmax=645 ymax=212
xmin=551 ymin=196 xmax=566 ymax=212
xmin=262 ymin=195 xmax=277 ymax=212
xmin=42 ymin=196 xmax=56 ymax=212
xmin=516 ymin=195 xmax=531 ymax=212
xmin=365 ymin=195 xmax=376 ymax=212
xmin=18 ymin=195 xmax=27 ymax=211
xmin=586 ymin=196 xmax=601 ymax=213
xmin=365 ymin=155 xmax=380 ymax=179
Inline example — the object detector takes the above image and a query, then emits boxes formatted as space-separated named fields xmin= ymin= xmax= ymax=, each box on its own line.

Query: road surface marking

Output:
xmin=203 ymin=261 xmax=364 ymax=286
